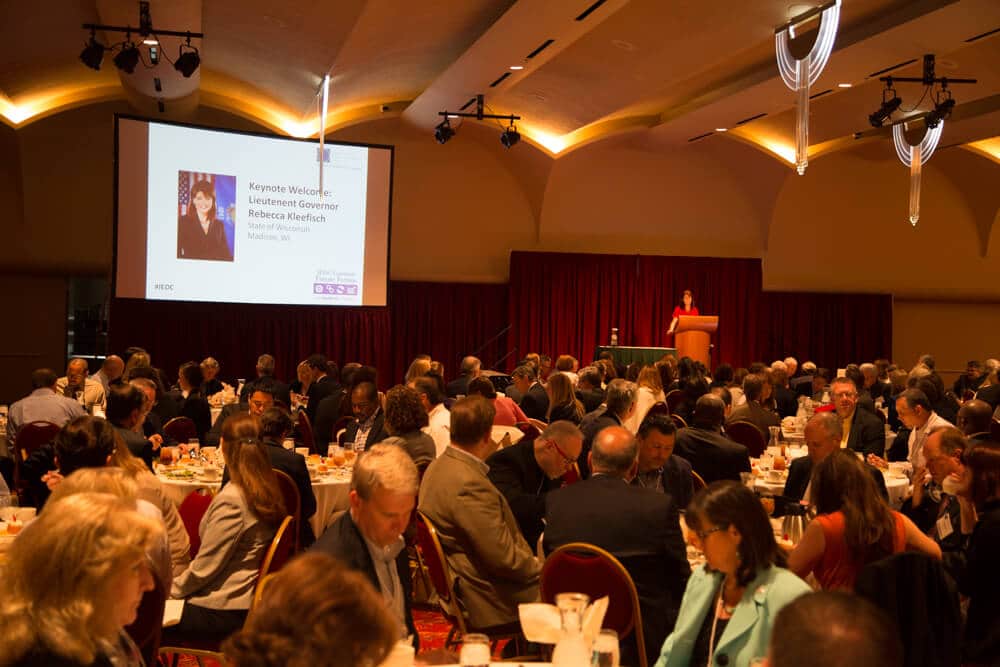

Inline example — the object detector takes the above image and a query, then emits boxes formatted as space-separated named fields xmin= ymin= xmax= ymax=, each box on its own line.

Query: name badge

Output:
xmin=936 ymin=513 xmax=954 ymax=541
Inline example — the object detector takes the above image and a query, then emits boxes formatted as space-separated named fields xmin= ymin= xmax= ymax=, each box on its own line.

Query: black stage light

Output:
xmin=80 ymin=36 xmax=104 ymax=70
xmin=925 ymin=97 xmax=955 ymax=129
xmin=435 ymin=119 xmax=455 ymax=144
xmin=175 ymin=45 xmax=200 ymax=77
xmin=114 ymin=42 xmax=140 ymax=74
xmin=500 ymin=123 xmax=520 ymax=148
xmin=868 ymin=96 xmax=902 ymax=128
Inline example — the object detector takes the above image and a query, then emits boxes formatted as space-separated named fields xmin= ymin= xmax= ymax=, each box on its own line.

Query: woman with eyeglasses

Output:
xmin=654 ymin=481 xmax=810 ymax=667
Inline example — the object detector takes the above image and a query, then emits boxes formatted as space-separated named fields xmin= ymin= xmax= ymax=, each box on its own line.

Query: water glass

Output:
xmin=459 ymin=633 xmax=491 ymax=667
xmin=592 ymin=629 xmax=620 ymax=667
xmin=187 ymin=438 xmax=201 ymax=459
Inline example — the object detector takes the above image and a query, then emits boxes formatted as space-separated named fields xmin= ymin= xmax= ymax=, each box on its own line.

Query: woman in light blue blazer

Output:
xmin=655 ymin=481 xmax=811 ymax=667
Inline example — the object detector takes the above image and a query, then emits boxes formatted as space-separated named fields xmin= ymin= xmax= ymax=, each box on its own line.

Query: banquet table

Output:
xmin=156 ymin=465 xmax=351 ymax=537
xmin=781 ymin=425 xmax=897 ymax=456
xmin=753 ymin=465 xmax=910 ymax=508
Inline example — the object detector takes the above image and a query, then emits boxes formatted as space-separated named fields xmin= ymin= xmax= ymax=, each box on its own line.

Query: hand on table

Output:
xmin=42 ymin=470 xmax=64 ymax=491
xmin=866 ymin=454 xmax=888 ymax=469
xmin=147 ymin=433 xmax=163 ymax=451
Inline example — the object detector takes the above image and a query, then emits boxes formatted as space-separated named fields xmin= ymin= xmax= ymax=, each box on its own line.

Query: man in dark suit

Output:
xmin=675 ymin=394 xmax=751 ymax=484
xmin=861 ymin=363 xmax=892 ymax=404
xmin=791 ymin=361 xmax=817 ymax=397
xmin=575 ymin=366 xmax=606 ymax=414
xmin=578 ymin=378 xmax=637 ymax=478
xmin=239 ymin=354 xmax=292 ymax=407
xmin=221 ymin=406 xmax=317 ymax=547
xmin=727 ymin=373 xmax=780 ymax=433
xmin=957 ymin=399 xmax=993 ymax=439
xmin=770 ymin=364 xmax=799 ymax=419
xmin=844 ymin=366 xmax=877 ymax=415
xmin=486 ymin=421 xmax=584 ymax=547
xmin=784 ymin=412 xmax=887 ymax=505
xmin=445 ymin=356 xmax=481 ymax=398
xmin=830 ymin=377 xmax=887 ymax=459
xmin=305 ymin=353 xmax=339 ymax=425
xmin=952 ymin=360 xmax=985 ymax=397
xmin=545 ymin=425 xmax=691 ymax=665
xmin=510 ymin=364 xmax=549 ymax=421
xmin=313 ymin=363 xmax=362 ymax=451
xmin=204 ymin=381 xmax=277 ymax=447
xmin=311 ymin=443 xmax=418 ymax=643
xmin=343 ymin=381 xmax=389 ymax=451
xmin=632 ymin=413 xmax=694 ymax=511
xmin=106 ymin=383 xmax=156 ymax=469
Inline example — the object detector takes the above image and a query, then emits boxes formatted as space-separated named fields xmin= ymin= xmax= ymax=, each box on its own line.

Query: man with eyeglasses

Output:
xmin=544 ymin=426 xmax=690 ymax=667
xmin=486 ymin=420 xmax=583 ymax=547
xmin=830 ymin=376 xmax=886 ymax=459
xmin=205 ymin=379 xmax=277 ymax=446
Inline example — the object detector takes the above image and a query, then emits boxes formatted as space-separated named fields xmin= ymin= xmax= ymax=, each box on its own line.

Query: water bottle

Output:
xmin=552 ymin=593 xmax=591 ymax=667
xmin=609 ymin=328 xmax=618 ymax=347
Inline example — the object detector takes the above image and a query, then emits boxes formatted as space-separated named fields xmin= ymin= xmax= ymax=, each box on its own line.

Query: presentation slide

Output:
xmin=115 ymin=116 xmax=391 ymax=306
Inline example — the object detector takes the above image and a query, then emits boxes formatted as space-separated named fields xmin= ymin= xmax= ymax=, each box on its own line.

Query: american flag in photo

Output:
xmin=178 ymin=171 xmax=214 ymax=217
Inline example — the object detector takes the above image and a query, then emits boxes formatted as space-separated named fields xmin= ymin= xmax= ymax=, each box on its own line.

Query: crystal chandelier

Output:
xmin=893 ymin=121 xmax=943 ymax=226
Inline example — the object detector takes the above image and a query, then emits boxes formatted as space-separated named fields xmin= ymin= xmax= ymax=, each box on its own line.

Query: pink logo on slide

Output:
xmin=313 ymin=283 xmax=358 ymax=296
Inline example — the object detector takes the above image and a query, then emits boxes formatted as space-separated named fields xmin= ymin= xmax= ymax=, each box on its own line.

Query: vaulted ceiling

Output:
xmin=2 ymin=0 xmax=999 ymax=168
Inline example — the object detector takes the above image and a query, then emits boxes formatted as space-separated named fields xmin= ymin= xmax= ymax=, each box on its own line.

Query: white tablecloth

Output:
xmin=157 ymin=469 xmax=351 ymax=537
xmin=754 ymin=471 xmax=909 ymax=508
xmin=782 ymin=427 xmax=897 ymax=456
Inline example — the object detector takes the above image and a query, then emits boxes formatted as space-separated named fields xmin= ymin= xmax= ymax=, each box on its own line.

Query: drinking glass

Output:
xmin=187 ymin=438 xmax=201 ymax=460
xmin=459 ymin=633 xmax=491 ymax=667
xmin=592 ymin=629 xmax=620 ymax=667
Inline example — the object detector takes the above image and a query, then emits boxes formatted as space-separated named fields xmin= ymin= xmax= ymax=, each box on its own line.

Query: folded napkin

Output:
xmin=518 ymin=596 xmax=609 ymax=644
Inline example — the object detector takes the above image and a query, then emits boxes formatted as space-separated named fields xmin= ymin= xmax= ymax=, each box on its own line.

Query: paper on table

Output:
xmin=163 ymin=599 xmax=185 ymax=627
xmin=518 ymin=596 xmax=609 ymax=644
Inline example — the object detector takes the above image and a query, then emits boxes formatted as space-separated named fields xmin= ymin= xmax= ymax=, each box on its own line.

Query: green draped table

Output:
xmin=594 ymin=345 xmax=677 ymax=366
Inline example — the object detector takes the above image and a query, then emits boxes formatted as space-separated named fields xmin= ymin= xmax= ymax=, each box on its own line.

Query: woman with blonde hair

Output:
xmin=164 ymin=412 xmax=286 ymax=643
xmin=545 ymin=372 xmax=585 ymax=425
xmin=0 ymin=492 xmax=161 ymax=667
xmin=624 ymin=365 xmax=666 ymax=434
xmin=404 ymin=356 xmax=432 ymax=385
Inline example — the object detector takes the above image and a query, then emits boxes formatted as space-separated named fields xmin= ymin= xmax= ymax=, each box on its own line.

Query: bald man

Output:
xmin=544 ymin=426 xmax=690 ymax=666
xmin=93 ymin=355 xmax=124 ymax=395
xmin=55 ymin=358 xmax=106 ymax=413
xmin=957 ymin=399 xmax=993 ymax=442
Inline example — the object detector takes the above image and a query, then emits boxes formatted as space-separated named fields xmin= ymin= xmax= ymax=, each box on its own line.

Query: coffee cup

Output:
xmin=201 ymin=466 xmax=221 ymax=480
xmin=295 ymin=447 xmax=309 ymax=458
xmin=766 ymin=469 xmax=783 ymax=482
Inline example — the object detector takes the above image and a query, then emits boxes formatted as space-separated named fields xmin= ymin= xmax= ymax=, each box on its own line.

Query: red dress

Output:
xmin=814 ymin=510 xmax=906 ymax=590
xmin=672 ymin=305 xmax=700 ymax=319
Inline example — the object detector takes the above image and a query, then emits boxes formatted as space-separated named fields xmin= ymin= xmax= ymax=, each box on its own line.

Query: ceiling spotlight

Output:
xmin=434 ymin=119 xmax=455 ymax=144
xmin=510 ymin=65 xmax=524 ymax=70
xmin=113 ymin=41 xmax=140 ymax=74
xmin=715 ymin=127 xmax=728 ymax=132
xmin=837 ymin=82 xmax=852 ymax=88
xmin=175 ymin=40 xmax=201 ymax=77
xmin=868 ymin=94 xmax=902 ymax=128
xmin=925 ymin=96 xmax=955 ymax=129
xmin=80 ymin=34 xmax=104 ymax=70
xmin=500 ymin=121 xmax=520 ymax=148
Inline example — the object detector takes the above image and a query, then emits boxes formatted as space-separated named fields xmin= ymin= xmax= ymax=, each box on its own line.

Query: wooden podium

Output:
xmin=674 ymin=316 xmax=718 ymax=367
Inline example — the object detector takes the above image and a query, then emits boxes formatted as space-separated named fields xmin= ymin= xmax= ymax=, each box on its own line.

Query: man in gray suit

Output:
xmin=418 ymin=395 xmax=540 ymax=628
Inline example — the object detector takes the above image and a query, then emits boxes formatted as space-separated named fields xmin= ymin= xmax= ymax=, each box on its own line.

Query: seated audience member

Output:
xmin=655 ymin=481 xmax=811 ymax=667
xmin=304 ymin=354 xmax=339 ymax=425
xmin=468 ymin=376 xmax=528 ymax=427
xmin=957 ymin=398 xmax=993 ymax=442
xmin=381 ymin=384 xmax=436 ymax=467
xmin=674 ymin=357 xmax=710 ymax=425
xmin=783 ymin=413 xmax=887 ymax=506
xmin=538 ymin=354 xmax=553 ymax=382
xmin=956 ymin=442 xmax=1000 ymax=665
xmin=575 ymin=366 xmax=606 ymax=413
xmin=769 ymin=363 xmax=798 ymax=419
xmin=953 ymin=360 xmax=985 ymax=396
xmin=973 ymin=360 xmax=1000 ymax=409
xmin=902 ymin=427 xmax=967 ymax=577
xmin=412 ymin=376 xmax=450 ymax=457
xmin=578 ymin=379 xmax=637 ymax=478
xmin=343 ymin=381 xmax=389 ymax=451
xmin=200 ymin=357 xmax=224 ymax=397
xmin=546 ymin=426 xmax=690 ymax=664
xmin=289 ymin=359 xmax=311 ymax=397
xmin=172 ymin=361 xmax=212 ymax=442
xmin=107 ymin=384 xmax=157 ymax=469
xmin=811 ymin=367 xmax=831 ymax=401
xmin=418 ymin=396 xmax=540 ymax=628
xmin=206 ymin=381 xmax=276 ymax=447
xmin=912 ymin=373 xmax=959 ymax=426
xmin=313 ymin=362 xmax=362 ymax=450
xmin=55 ymin=357 xmax=107 ymax=414
xmin=727 ymin=373 xmax=780 ymax=434
xmin=0 ymin=492 xmax=160 ymax=667
xmin=623 ymin=365 xmax=665 ymax=434
xmin=828 ymin=377 xmax=886 ymax=459
xmin=8 ymin=368 xmax=86 ymax=443
xmin=446 ymin=355 xmax=481 ymax=398
xmin=791 ymin=361 xmax=816 ymax=396
xmin=93 ymin=354 xmax=125 ymax=395
xmin=51 ymin=415 xmax=190 ymax=578
xmin=788 ymin=450 xmax=940 ymax=590
xmin=222 ymin=552 xmax=398 ymax=667
xmin=729 ymin=367 xmax=749 ymax=407
xmin=404 ymin=355 xmax=432 ymax=385
xmin=894 ymin=388 xmax=952 ymax=470
xmin=861 ymin=362 xmax=891 ymax=404
xmin=487 ymin=421 xmax=583 ymax=547
xmin=221 ymin=406 xmax=316 ymax=548
xmin=239 ymin=354 xmax=291 ymax=406
xmin=130 ymin=377 xmax=170 ymax=447
xmin=553 ymin=354 xmax=579 ymax=385
xmin=709 ymin=363 xmax=733 ymax=390
xmin=843 ymin=366 xmax=876 ymax=415
xmin=765 ymin=591 xmax=903 ymax=667
xmin=545 ymin=372 xmax=585 ymax=425
xmin=632 ymin=414 xmax=694 ymax=511
xmin=510 ymin=364 xmax=549 ymax=421
xmin=127 ymin=365 xmax=177 ymax=424
xmin=709 ymin=385 xmax=732 ymax=420
xmin=311 ymin=445 xmax=419 ymax=642
xmin=165 ymin=413 xmax=285 ymax=643
xmin=675 ymin=395 xmax=751 ymax=484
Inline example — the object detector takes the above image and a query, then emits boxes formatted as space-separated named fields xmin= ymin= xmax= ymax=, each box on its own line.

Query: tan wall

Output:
xmin=893 ymin=298 xmax=1000 ymax=383
xmin=0 ymin=275 xmax=67 ymax=405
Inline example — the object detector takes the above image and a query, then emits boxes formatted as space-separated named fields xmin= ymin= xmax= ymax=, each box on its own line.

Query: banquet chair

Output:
xmin=691 ymin=470 xmax=707 ymax=493
xmin=272 ymin=470 xmax=301 ymax=553
xmin=540 ymin=543 xmax=648 ymax=667
xmin=726 ymin=420 xmax=766 ymax=458
xmin=11 ymin=420 xmax=60 ymax=505
xmin=664 ymin=390 xmax=683 ymax=415
xmin=670 ymin=413 xmax=687 ymax=430
xmin=514 ymin=421 xmax=541 ymax=444
xmin=124 ymin=571 xmax=167 ymax=667
xmin=258 ymin=515 xmax=296 ymax=582
xmin=414 ymin=511 xmax=525 ymax=652
xmin=646 ymin=401 xmax=669 ymax=418
xmin=178 ymin=489 xmax=214 ymax=558
xmin=163 ymin=416 xmax=198 ymax=444
xmin=296 ymin=410 xmax=315 ymax=453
